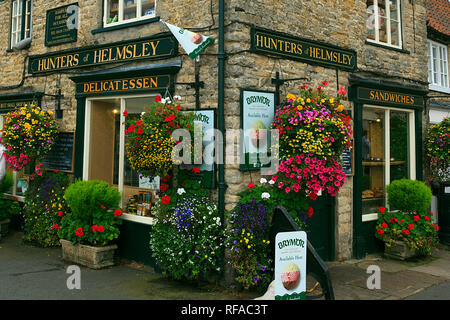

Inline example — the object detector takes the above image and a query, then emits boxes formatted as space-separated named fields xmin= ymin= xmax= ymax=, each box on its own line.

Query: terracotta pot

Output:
xmin=60 ymin=239 xmax=117 ymax=269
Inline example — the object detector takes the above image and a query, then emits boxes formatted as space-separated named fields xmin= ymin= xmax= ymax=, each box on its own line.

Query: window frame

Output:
xmin=9 ymin=0 xmax=32 ymax=50
xmin=102 ymin=0 xmax=156 ymax=29
xmin=366 ymin=0 xmax=403 ymax=50
xmin=428 ymin=39 xmax=450 ymax=94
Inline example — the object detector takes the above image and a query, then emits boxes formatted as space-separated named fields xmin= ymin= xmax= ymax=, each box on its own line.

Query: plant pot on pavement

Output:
xmin=383 ymin=239 xmax=418 ymax=261
xmin=60 ymin=239 xmax=118 ymax=269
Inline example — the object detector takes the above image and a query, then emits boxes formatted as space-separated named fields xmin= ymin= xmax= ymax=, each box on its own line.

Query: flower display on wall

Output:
xmin=1 ymin=105 xmax=58 ymax=171
xmin=425 ymin=117 xmax=449 ymax=183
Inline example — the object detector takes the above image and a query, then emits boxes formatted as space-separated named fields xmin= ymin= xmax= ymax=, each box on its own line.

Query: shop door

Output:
xmin=307 ymin=195 xmax=335 ymax=261
xmin=357 ymin=106 xmax=416 ymax=256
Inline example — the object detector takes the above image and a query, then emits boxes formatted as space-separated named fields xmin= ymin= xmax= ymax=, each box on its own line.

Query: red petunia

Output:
xmin=97 ymin=225 xmax=105 ymax=233
xmin=378 ymin=207 xmax=386 ymax=214
xmin=377 ymin=229 xmax=384 ymax=235
xmin=160 ymin=183 xmax=169 ymax=193
xmin=92 ymin=225 xmax=98 ymax=232
xmin=75 ymin=227 xmax=84 ymax=237
xmin=414 ymin=215 xmax=420 ymax=222
xmin=54 ymin=170 xmax=59 ymax=173
xmin=402 ymin=229 xmax=410 ymax=235
xmin=248 ymin=182 xmax=255 ymax=188
xmin=161 ymin=196 xmax=171 ymax=205
xmin=309 ymin=193 xmax=318 ymax=201
xmin=176 ymin=105 xmax=181 ymax=111
xmin=155 ymin=95 xmax=162 ymax=102
xmin=192 ymin=167 xmax=200 ymax=174
xmin=52 ymin=224 xmax=60 ymax=230
xmin=425 ymin=216 xmax=430 ymax=221
xmin=408 ymin=223 xmax=414 ymax=230
xmin=165 ymin=114 xmax=176 ymax=122
xmin=58 ymin=211 xmax=63 ymax=217
xmin=381 ymin=222 xmax=388 ymax=228
xmin=123 ymin=110 xmax=129 ymax=117
xmin=114 ymin=209 xmax=123 ymax=217
xmin=138 ymin=127 xmax=144 ymax=135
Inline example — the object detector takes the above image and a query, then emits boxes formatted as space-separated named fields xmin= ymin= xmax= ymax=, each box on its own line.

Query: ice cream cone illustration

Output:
xmin=249 ymin=121 xmax=267 ymax=149
xmin=281 ymin=263 xmax=300 ymax=290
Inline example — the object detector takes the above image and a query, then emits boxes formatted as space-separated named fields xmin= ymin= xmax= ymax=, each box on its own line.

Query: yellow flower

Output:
xmin=329 ymin=98 xmax=334 ymax=104
xmin=306 ymin=98 xmax=311 ymax=103
xmin=286 ymin=93 xmax=296 ymax=100
xmin=336 ymin=105 xmax=344 ymax=112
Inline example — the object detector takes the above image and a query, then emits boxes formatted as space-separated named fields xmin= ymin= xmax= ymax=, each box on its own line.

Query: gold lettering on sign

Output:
xmin=82 ymin=76 xmax=160 ymax=94
xmin=369 ymin=90 xmax=416 ymax=105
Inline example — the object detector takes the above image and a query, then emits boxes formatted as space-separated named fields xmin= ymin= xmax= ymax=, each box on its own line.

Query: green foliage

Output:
xmin=386 ymin=179 xmax=432 ymax=214
xmin=425 ymin=117 xmax=450 ymax=182
xmin=22 ymin=170 xmax=70 ymax=247
xmin=0 ymin=171 xmax=14 ymax=194
xmin=0 ymin=198 xmax=21 ymax=222
xmin=58 ymin=180 xmax=122 ymax=246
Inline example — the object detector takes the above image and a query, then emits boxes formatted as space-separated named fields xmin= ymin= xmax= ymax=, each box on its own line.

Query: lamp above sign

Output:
xmin=250 ymin=27 xmax=357 ymax=71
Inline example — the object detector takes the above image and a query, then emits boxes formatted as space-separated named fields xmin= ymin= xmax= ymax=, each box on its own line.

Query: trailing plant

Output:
xmin=22 ymin=170 xmax=70 ymax=247
xmin=150 ymin=192 xmax=224 ymax=281
xmin=425 ymin=117 xmax=450 ymax=183
xmin=1 ymin=105 xmax=58 ymax=171
xmin=58 ymin=180 xmax=122 ymax=246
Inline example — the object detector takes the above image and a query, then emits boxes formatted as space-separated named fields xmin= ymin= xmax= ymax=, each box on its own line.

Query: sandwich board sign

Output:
xmin=275 ymin=231 xmax=307 ymax=300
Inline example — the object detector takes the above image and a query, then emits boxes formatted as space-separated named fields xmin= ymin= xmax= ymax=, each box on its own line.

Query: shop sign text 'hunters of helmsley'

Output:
xmin=28 ymin=33 xmax=178 ymax=74
xmin=251 ymin=27 xmax=357 ymax=71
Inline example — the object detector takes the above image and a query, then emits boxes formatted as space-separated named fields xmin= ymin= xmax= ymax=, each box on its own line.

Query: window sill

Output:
xmin=119 ymin=212 xmax=155 ymax=225
xmin=429 ymin=84 xmax=450 ymax=95
xmin=365 ymin=40 xmax=410 ymax=54
xmin=92 ymin=16 xmax=160 ymax=35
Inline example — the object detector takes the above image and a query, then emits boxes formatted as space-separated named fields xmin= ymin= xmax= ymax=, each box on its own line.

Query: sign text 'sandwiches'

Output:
xmin=251 ymin=27 xmax=357 ymax=71
xmin=76 ymin=74 xmax=171 ymax=96
xmin=29 ymin=34 xmax=178 ymax=74
xmin=357 ymin=87 xmax=424 ymax=108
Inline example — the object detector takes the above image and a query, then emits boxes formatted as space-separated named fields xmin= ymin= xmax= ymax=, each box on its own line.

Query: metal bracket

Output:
xmin=42 ymin=89 xmax=64 ymax=119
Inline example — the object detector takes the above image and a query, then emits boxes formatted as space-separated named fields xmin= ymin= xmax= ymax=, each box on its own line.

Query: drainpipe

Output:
xmin=218 ymin=0 xmax=226 ymax=223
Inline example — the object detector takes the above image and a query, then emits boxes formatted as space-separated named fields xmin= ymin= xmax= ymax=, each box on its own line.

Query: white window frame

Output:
xmin=103 ymin=0 xmax=156 ymax=28
xmin=428 ymin=40 xmax=450 ymax=94
xmin=10 ymin=0 xmax=32 ymax=50
xmin=361 ymin=105 xmax=416 ymax=222
xmin=84 ymin=94 xmax=157 ymax=225
xmin=366 ymin=0 xmax=403 ymax=49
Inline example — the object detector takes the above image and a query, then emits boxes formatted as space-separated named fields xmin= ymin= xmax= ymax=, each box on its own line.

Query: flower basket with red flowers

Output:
xmin=270 ymin=81 xmax=352 ymax=200
xmin=1 ymin=105 xmax=58 ymax=172
xmin=124 ymin=95 xmax=197 ymax=180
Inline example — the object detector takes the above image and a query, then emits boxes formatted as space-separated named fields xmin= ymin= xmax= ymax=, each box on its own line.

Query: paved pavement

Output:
xmin=1 ymin=231 xmax=450 ymax=300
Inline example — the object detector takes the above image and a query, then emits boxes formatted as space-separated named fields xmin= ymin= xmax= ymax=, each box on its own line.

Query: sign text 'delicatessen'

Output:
xmin=251 ymin=27 xmax=357 ymax=71
xmin=29 ymin=34 xmax=178 ymax=74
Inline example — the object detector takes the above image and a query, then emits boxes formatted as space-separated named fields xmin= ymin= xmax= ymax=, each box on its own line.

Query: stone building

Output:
xmin=0 ymin=0 xmax=429 ymax=266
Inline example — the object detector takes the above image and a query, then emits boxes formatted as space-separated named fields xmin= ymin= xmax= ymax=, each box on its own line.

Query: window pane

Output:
xmin=390 ymin=21 xmax=399 ymax=46
xmin=362 ymin=108 xmax=386 ymax=215
xmin=379 ymin=17 xmax=388 ymax=43
xmin=433 ymin=46 xmax=439 ymax=85
xmin=390 ymin=111 xmax=409 ymax=185
xmin=428 ymin=43 xmax=433 ymax=83
xmin=389 ymin=0 xmax=399 ymax=21
xmin=16 ymin=170 xmax=28 ymax=196
xmin=122 ymin=97 xmax=159 ymax=216
xmin=106 ymin=0 xmax=119 ymax=24
xmin=366 ymin=0 xmax=376 ymax=40
xmin=141 ymin=0 xmax=155 ymax=17
xmin=123 ymin=0 xmax=137 ymax=21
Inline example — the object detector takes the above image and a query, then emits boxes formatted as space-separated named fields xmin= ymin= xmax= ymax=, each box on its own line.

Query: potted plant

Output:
xmin=375 ymin=179 xmax=439 ymax=260
xmin=58 ymin=180 xmax=123 ymax=269
xmin=0 ymin=171 xmax=21 ymax=237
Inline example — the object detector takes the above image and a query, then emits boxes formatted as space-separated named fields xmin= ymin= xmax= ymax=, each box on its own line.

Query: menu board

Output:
xmin=45 ymin=3 xmax=78 ymax=47
xmin=341 ymin=145 xmax=353 ymax=176
xmin=42 ymin=132 xmax=75 ymax=172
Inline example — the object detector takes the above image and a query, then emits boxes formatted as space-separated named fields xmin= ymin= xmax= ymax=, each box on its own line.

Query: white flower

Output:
xmin=261 ymin=192 xmax=271 ymax=199
xmin=260 ymin=178 xmax=268 ymax=184
xmin=161 ymin=98 xmax=167 ymax=104
xmin=177 ymin=188 xmax=186 ymax=195
xmin=268 ymin=180 xmax=275 ymax=185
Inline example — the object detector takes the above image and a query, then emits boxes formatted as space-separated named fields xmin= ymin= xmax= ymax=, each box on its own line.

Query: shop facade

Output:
xmin=0 ymin=0 xmax=430 ymax=266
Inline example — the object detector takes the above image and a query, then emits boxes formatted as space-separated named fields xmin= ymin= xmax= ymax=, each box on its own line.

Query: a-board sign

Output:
xmin=275 ymin=231 xmax=307 ymax=300
xmin=42 ymin=132 xmax=75 ymax=172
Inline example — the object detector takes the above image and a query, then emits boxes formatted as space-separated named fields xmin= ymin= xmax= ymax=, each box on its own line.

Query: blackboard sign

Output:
xmin=341 ymin=144 xmax=353 ymax=176
xmin=45 ymin=3 xmax=78 ymax=47
xmin=42 ymin=132 xmax=75 ymax=172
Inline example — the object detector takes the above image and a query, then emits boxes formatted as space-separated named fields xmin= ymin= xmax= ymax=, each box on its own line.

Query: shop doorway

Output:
xmin=357 ymin=105 xmax=416 ymax=255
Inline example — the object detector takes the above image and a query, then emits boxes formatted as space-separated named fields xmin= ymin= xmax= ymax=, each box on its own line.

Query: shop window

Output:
xmin=104 ymin=0 xmax=156 ymax=27
xmin=366 ymin=0 xmax=402 ymax=49
xmin=428 ymin=40 xmax=450 ymax=93
xmin=10 ymin=0 xmax=32 ymax=49
xmin=361 ymin=106 xmax=415 ymax=216
xmin=84 ymin=96 xmax=160 ymax=220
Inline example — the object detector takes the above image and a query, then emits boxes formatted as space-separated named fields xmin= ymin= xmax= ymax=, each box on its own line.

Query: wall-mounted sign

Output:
xmin=240 ymin=89 xmax=276 ymax=171
xmin=29 ymin=33 xmax=178 ymax=74
xmin=341 ymin=143 xmax=354 ymax=176
xmin=75 ymin=74 xmax=172 ymax=96
xmin=180 ymin=109 xmax=216 ymax=188
xmin=275 ymin=231 xmax=307 ymax=300
xmin=0 ymin=93 xmax=43 ymax=113
xmin=42 ymin=132 xmax=75 ymax=172
xmin=45 ymin=3 xmax=78 ymax=47
xmin=251 ymin=27 xmax=357 ymax=71
xmin=356 ymin=87 xmax=424 ymax=109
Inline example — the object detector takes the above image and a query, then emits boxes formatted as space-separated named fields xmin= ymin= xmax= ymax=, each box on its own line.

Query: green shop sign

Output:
xmin=356 ymin=87 xmax=424 ymax=109
xmin=29 ymin=33 xmax=178 ymax=74
xmin=251 ymin=27 xmax=357 ymax=71
xmin=45 ymin=3 xmax=78 ymax=47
